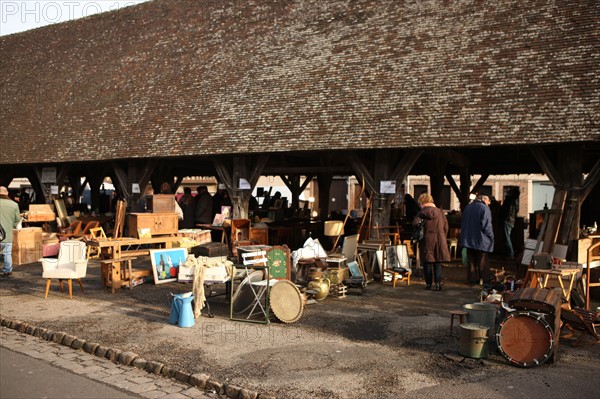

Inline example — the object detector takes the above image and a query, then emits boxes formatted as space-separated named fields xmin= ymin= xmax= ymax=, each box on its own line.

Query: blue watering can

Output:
xmin=169 ymin=292 xmax=195 ymax=328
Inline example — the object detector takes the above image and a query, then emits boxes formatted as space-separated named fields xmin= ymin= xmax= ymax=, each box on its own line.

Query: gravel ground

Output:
xmin=1 ymin=257 xmax=598 ymax=399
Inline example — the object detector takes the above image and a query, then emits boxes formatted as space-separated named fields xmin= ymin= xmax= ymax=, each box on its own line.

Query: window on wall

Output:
xmin=413 ymin=185 xmax=428 ymax=199
xmin=478 ymin=185 xmax=493 ymax=198
xmin=440 ymin=186 xmax=451 ymax=210
xmin=503 ymin=185 xmax=519 ymax=202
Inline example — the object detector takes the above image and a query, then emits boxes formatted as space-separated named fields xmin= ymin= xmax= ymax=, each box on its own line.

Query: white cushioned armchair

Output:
xmin=41 ymin=240 xmax=88 ymax=299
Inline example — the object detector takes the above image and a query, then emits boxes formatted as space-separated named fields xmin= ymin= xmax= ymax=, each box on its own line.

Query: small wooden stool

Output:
xmin=449 ymin=310 xmax=468 ymax=335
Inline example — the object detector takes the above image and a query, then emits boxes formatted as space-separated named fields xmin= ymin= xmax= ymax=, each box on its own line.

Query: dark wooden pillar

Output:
xmin=429 ymin=156 xmax=447 ymax=207
xmin=282 ymin=174 xmax=314 ymax=211
xmin=112 ymin=160 xmax=157 ymax=209
xmin=531 ymin=145 xmax=600 ymax=260
xmin=214 ymin=155 xmax=268 ymax=220
xmin=316 ymin=173 xmax=333 ymax=218
xmin=351 ymin=149 xmax=423 ymax=238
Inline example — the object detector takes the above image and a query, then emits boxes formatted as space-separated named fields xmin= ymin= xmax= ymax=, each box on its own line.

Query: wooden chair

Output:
xmin=79 ymin=221 xmax=100 ymax=240
xmin=561 ymin=307 xmax=600 ymax=347
xmin=86 ymin=227 xmax=107 ymax=258
xmin=56 ymin=220 xmax=83 ymax=239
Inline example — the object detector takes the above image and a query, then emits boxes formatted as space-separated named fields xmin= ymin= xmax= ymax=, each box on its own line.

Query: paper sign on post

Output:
xmin=380 ymin=180 xmax=396 ymax=194
xmin=132 ymin=183 xmax=141 ymax=194
xmin=239 ymin=178 xmax=251 ymax=190
xmin=50 ymin=185 xmax=59 ymax=195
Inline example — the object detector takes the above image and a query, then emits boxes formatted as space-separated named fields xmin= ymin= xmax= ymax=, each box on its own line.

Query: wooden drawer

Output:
xmin=128 ymin=213 xmax=178 ymax=238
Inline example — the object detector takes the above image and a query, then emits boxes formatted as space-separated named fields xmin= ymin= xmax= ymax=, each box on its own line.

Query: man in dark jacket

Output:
xmin=194 ymin=186 xmax=213 ymax=225
xmin=459 ymin=195 xmax=494 ymax=285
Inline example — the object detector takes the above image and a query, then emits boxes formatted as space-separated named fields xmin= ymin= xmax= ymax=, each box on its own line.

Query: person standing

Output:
xmin=0 ymin=186 xmax=21 ymax=277
xmin=178 ymin=187 xmax=196 ymax=228
xmin=414 ymin=193 xmax=450 ymax=291
xmin=502 ymin=188 xmax=520 ymax=259
xmin=460 ymin=195 xmax=494 ymax=285
xmin=194 ymin=186 xmax=213 ymax=225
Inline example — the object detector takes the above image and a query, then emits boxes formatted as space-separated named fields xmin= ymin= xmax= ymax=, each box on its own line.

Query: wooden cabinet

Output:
xmin=128 ymin=213 xmax=178 ymax=238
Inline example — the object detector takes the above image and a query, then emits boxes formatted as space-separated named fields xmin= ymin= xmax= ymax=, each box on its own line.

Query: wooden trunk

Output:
xmin=127 ymin=213 xmax=178 ymax=238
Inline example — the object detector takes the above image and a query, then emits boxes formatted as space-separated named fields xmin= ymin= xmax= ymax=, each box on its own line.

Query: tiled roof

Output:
xmin=1 ymin=0 xmax=599 ymax=165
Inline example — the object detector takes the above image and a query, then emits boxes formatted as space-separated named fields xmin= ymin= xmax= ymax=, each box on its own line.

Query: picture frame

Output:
xmin=212 ymin=213 xmax=225 ymax=227
xmin=138 ymin=228 xmax=152 ymax=239
xmin=150 ymin=248 xmax=188 ymax=284
xmin=221 ymin=206 xmax=232 ymax=220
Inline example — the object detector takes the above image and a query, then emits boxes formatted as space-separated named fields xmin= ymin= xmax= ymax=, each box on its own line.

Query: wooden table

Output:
xmin=88 ymin=236 xmax=182 ymax=293
xmin=525 ymin=268 xmax=580 ymax=307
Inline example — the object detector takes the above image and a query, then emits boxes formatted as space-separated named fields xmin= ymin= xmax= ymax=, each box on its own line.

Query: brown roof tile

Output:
xmin=1 ymin=0 xmax=599 ymax=165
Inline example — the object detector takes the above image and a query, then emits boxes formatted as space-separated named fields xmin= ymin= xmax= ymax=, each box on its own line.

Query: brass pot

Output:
xmin=307 ymin=276 xmax=330 ymax=300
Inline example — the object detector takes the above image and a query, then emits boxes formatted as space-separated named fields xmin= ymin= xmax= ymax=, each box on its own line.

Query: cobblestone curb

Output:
xmin=0 ymin=316 xmax=269 ymax=399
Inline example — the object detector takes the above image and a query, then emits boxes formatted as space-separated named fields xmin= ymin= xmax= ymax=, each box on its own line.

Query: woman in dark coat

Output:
xmin=415 ymin=193 xmax=450 ymax=291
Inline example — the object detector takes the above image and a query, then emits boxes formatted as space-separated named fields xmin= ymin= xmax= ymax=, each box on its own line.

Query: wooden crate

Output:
xmin=146 ymin=195 xmax=176 ymax=213
xmin=13 ymin=249 xmax=42 ymax=265
xmin=12 ymin=227 xmax=43 ymax=265
xmin=27 ymin=204 xmax=55 ymax=222
xmin=249 ymin=227 xmax=269 ymax=245
xmin=13 ymin=227 xmax=43 ymax=248
xmin=178 ymin=229 xmax=211 ymax=244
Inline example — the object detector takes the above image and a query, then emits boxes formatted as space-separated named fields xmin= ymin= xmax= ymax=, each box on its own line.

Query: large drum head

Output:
xmin=496 ymin=311 xmax=554 ymax=368
xmin=269 ymin=280 xmax=304 ymax=324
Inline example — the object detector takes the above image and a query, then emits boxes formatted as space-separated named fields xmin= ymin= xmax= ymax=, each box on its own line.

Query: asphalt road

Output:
xmin=0 ymin=347 xmax=140 ymax=399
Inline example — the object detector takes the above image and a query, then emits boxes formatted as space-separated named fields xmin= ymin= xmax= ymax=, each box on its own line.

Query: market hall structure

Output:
xmin=1 ymin=0 xmax=599 ymax=260
xmin=2 ymin=1 xmax=600 ymax=397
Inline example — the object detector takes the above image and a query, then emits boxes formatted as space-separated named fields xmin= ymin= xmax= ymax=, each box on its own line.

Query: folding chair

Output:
xmin=561 ymin=307 xmax=600 ymax=347
xmin=230 ymin=250 xmax=274 ymax=323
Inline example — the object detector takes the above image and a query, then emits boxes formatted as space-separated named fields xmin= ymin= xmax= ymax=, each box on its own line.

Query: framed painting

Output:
xmin=266 ymin=245 xmax=291 ymax=280
xmin=212 ymin=213 xmax=225 ymax=227
xmin=150 ymin=248 xmax=188 ymax=284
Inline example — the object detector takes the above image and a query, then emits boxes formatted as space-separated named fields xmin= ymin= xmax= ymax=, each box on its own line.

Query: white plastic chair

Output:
xmin=41 ymin=240 xmax=88 ymax=299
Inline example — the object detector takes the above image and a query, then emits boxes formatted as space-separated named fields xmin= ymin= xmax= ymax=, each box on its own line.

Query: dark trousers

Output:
xmin=466 ymin=248 xmax=490 ymax=284
xmin=424 ymin=262 xmax=442 ymax=286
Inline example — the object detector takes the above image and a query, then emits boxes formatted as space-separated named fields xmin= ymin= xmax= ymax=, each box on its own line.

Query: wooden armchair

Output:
xmin=78 ymin=221 xmax=100 ymax=239
xmin=57 ymin=220 xmax=83 ymax=239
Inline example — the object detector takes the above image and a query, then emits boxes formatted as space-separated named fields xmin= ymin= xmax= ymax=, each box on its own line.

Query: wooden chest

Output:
xmin=128 ymin=213 xmax=178 ymax=238
xmin=146 ymin=195 xmax=176 ymax=213
xmin=190 ymin=242 xmax=229 ymax=258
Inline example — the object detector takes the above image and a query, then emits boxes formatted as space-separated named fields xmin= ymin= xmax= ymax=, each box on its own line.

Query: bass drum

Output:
xmin=496 ymin=311 xmax=554 ymax=368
